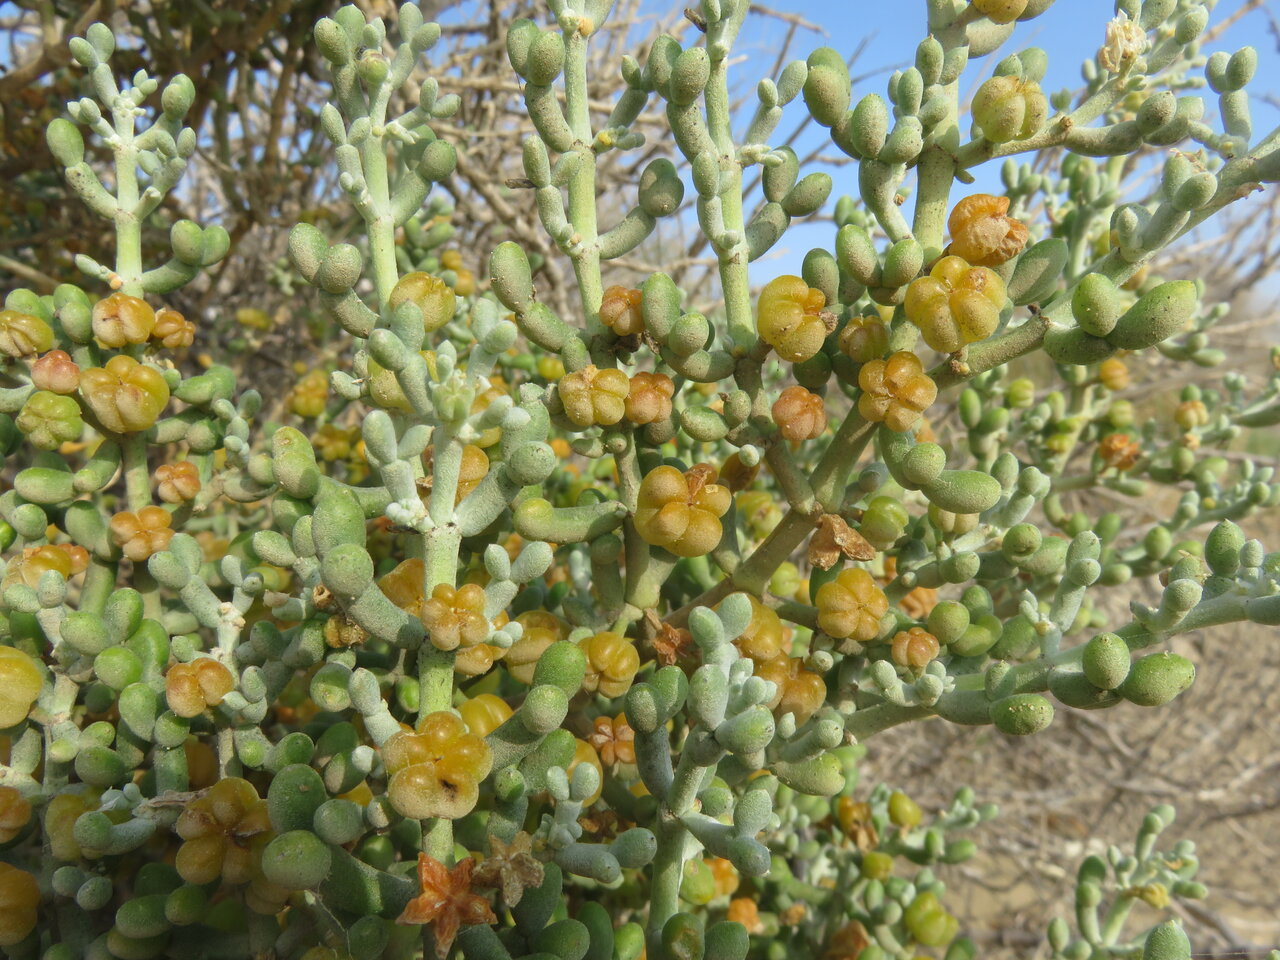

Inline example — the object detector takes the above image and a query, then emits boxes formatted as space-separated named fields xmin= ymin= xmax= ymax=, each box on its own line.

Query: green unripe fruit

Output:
xmin=972 ymin=74 xmax=1047 ymax=143
xmin=861 ymin=850 xmax=894 ymax=880
xmin=990 ymin=693 xmax=1054 ymax=735
xmin=860 ymin=495 xmax=910 ymax=548
xmin=1119 ymin=652 xmax=1195 ymax=706
xmin=1082 ymin=633 xmax=1130 ymax=689
xmin=680 ymin=858 xmax=717 ymax=905
xmin=888 ymin=790 xmax=922 ymax=828
xmin=1006 ymin=378 xmax=1036 ymax=408
xmin=261 ymin=830 xmax=332 ymax=890
xmin=638 ymin=158 xmax=685 ymax=217
xmin=903 ymin=891 xmax=956 ymax=946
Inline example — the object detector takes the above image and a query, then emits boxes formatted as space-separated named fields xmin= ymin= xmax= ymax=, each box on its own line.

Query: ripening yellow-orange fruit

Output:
xmin=757 ymin=276 xmax=829 ymax=362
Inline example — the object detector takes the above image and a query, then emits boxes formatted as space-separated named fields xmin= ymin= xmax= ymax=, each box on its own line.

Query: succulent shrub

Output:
xmin=2 ymin=2 xmax=1280 ymax=960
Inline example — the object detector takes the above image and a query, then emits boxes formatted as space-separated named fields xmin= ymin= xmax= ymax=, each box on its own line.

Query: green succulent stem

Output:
xmin=670 ymin=410 xmax=875 ymax=624
xmin=564 ymin=29 xmax=605 ymax=335
xmin=123 ymin=434 xmax=162 ymax=620
xmin=647 ymin=750 xmax=707 ymax=957
xmin=79 ymin=559 xmax=117 ymax=616
xmin=706 ymin=6 xmax=756 ymax=351
xmin=913 ymin=16 xmax=964 ymax=261
xmin=111 ymin=109 xmax=143 ymax=296
xmin=363 ymin=136 xmax=400 ymax=312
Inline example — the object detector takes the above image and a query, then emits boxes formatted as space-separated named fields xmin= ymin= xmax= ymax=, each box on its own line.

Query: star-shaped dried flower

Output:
xmin=471 ymin=832 xmax=545 ymax=908
xmin=396 ymin=854 xmax=496 ymax=959
xmin=645 ymin=609 xmax=696 ymax=668
xmin=808 ymin=514 xmax=876 ymax=571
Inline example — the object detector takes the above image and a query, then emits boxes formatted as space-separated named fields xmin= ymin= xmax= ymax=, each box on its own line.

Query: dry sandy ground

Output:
xmin=859 ymin=517 xmax=1280 ymax=958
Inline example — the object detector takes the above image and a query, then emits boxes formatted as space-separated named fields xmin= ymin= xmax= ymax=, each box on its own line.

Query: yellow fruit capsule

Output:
xmin=891 ymin=627 xmax=941 ymax=669
xmin=0 ymin=863 xmax=39 ymax=946
xmin=0 ymin=786 xmax=32 ymax=843
xmin=390 ymin=272 xmax=456 ymax=332
xmin=0 ymin=647 xmax=43 ymax=729
xmin=626 ymin=372 xmax=675 ymax=425
xmin=579 ymin=632 xmax=641 ymax=698
xmin=635 ymin=464 xmax=732 ymax=558
xmin=600 ymin=286 xmax=645 ymax=336
xmin=757 ymin=276 xmax=828 ymax=362
xmin=772 ymin=385 xmax=827 ymax=441
xmin=816 ymin=568 xmax=889 ymax=645
xmin=175 ymin=778 xmax=272 ymax=885
xmin=420 ymin=583 xmax=490 ymax=652
xmin=165 ymin=659 xmax=235 ymax=719
xmin=735 ymin=597 xmax=789 ymax=662
xmin=755 ymin=656 xmax=826 ymax=724
xmin=108 ymin=506 xmax=175 ymax=562
xmin=458 ymin=693 xmax=514 ymax=737
xmin=506 ymin=611 xmax=567 ymax=685
xmin=947 ymin=194 xmax=1028 ymax=267
xmin=857 ymin=352 xmax=938 ymax=433
xmin=558 ymin=364 xmax=630 ymax=427
xmin=904 ymin=256 xmax=1006 ymax=354
xmin=383 ymin=711 xmax=493 ymax=820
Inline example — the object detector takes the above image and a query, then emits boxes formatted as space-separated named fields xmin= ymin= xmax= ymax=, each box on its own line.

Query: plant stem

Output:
xmin=563 ymin=28 xmax=604 ymax=335
xmin=705 ymin=6 xmax=755 ymax=351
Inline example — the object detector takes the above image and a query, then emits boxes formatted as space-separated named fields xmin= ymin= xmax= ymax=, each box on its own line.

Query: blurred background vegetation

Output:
xmin=2 ymin=0 xmax=1279 ymax=954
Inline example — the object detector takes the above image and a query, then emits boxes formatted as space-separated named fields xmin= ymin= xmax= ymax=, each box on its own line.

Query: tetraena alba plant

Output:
xmin=2 ymin=1 xmax=1280 ymax=960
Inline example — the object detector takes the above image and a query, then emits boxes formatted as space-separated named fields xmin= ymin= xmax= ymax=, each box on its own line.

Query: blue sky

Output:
xmin=707 ymin=0 xmax=1280 ymax=277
